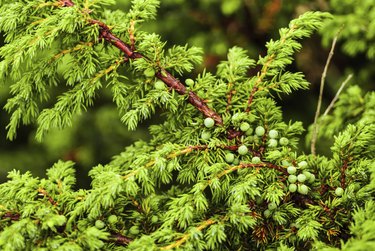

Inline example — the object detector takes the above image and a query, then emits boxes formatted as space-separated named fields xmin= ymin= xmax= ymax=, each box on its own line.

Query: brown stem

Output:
xmin=340 ymin=160 xmax=348 ymax=189
xmin=60 ymin=0 xmax=74 ymax=6
xmin=111 ymin=233 xmax=133 ymax=246
xmin=2 ymin=212 xmax=20 ymax=221
xmin=245 ymin=86 xmax=258 ymax=113
xmin=38 ymin=188 xmax=58 ymax=206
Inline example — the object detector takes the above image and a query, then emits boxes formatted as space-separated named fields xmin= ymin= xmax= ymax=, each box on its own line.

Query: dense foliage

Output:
xmin=0 ymin=0 xmax=374 ymax=250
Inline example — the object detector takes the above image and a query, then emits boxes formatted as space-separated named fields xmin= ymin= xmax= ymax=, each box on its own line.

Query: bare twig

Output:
xmin=322 ymin=74 xmax=353 ymax=117
xmin=311 ymin=29 xmax=342 ymax=155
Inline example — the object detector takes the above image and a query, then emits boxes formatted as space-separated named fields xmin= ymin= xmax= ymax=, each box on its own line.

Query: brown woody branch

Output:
xmin=60 ymin=0 xmax=74 ymax=6
xmin=87 ymin=19 xmax=223 ymax=125
xmin=111 ymin=233 xmax=133 ymax=246
xmin=38 ymin=188 xmax=58 ymax=206
xmin=340 ymin=160 xmax=349 ymax=189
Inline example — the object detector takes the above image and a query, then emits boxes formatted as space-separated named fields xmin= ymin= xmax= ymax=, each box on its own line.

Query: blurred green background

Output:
xmin=0 ymin=0 xmax=374 ymax=186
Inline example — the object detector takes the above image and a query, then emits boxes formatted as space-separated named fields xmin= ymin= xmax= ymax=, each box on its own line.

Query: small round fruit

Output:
xmin=297 ymin=174 xmax=307 ymax=183
xmin=232 ymin=158 xmax=240 ymax=165
xmin=264 ymin=209 xmax=272 ymax=218
xmin=268 ymin=202 xmax=277 ymax=210
xmin=252 ymin=156 xmax=261 ymax=164
xmin=298 ymin=184 xmax=309 ymax=195
xmin=298 ymin=161 xmax=308 ymax=168
xmin=289 ymin=184 xmax=297 ymax=193
xmin=238 ymin=145 xmax=248 ymax=155
xmin=240 ymin=122 xmax=250 ymax=132
xmin=288 ymin=175 xmax=297 ymax=183
xmin=225 ymin=153 xmax=235 ymax=163
xmin=107 ymin=215 xmax=118 ymax=224
xmin=287 ymin=166 xmax=297 ymax=175
xmin=154 ymin=80 xmax=165 ymax=90
xmin=279 ymin=137 xmax=289 ymax=146
xmin=204 ymin=117 xmax=215 ymax=128
xmin=95 ymin=220 xmax=105 ymax=229
xmin=201 ymin=131 xmax=211 ymax=140
xmin=282 ymin=160 xmax=291 ymax=166
xmin=151 ymin=215 xmax=159 ymax=223
xmin=143 ymin=68 xmax=155 ymax=78
xmin=245 ymin=128 xmax=254 ymax=136
xmin=185 ymin=78 xmax=194 ymax=86
xmin=268 ymin=139 xmax=278 ymax=148
xmin=269 ymin=129 xmax=279 ymax=139
xmin=302 ymin=171 xmax=312 ymax=180
xmin=129 ymin=226 xmax=140 ymax=235
xmin=308 ymin=173 xmax=316 ymax=183
xmin=255 ymin=126 xmax=265 ymax=136
xmin=335 ymin=187 xmax=344 ymax=197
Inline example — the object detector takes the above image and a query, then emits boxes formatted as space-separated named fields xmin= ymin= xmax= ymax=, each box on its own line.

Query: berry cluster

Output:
xmin=286 ymin=161 xmax=315 ymax=195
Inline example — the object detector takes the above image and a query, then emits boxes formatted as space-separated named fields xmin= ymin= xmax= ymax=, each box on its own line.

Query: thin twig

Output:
xmin=311 ymin=29 xmax=342 ymax=155
xmin=322 ymin=74 xmax=353 ymax=117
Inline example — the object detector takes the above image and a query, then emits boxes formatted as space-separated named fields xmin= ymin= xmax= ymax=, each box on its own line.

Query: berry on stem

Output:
xmin=335 ymin=187 xmax=344 ymax=196
xmin=185 ymin=78 xmax=194 ymax=86
xmin=225 ymin=153 xmax=235 ymax=163
xmin=154 ymin=80 xmax=165 ymax=90
xmin=95 ymin=220 xmax=105 ymax=229
xmin=144 ymin=68 xmax=155 ymax=78
xmin=279 ymin=137 xmax=289 ymax=146
xmin=201 ymin=131 xmax=211 ymax=140
xmin=269 ymin=129 xmax=279 ymax=139
xmin=298 ymin=184 xmax=309 ymax=195
xmin=298 ymin=161 xmax=308 ymax=168
xmin=297 ymin=174 xmax=307 ymax=183
xmin=268 ymin=139 xmax=278 ymax=147
xmin=204 ymin=117 xmax=215 ymax=128
xmin=107 ymin=215 xmax=118 ymax=224
xmin=268 ymin=202 xmax=277 ymax=210
xmin=238 ymin=145 xmax=248 ymax=155
xmin=252 ymin=156 xmax=261 ymax=164
xmin=245 ymin=128 xmax=254 ymax=136
xmin=288 ymin=175 xmax=297 ymax=183
xmin=255 ymin=126 xmax=265 ymax=136
xmin=289 ymin=184 xmax=297 ymax=193
xmin=129 ymin=226 xmax=140 ymax=235
xmin=240 ymin=122 xmax=250 ymax=132
xmin=287 ymin=166 xmax=297 ymax=175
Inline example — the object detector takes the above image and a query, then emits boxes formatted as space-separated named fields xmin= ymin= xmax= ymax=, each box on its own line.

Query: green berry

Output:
xmin=302 ymin=171 xmax=312 ymax=180
xmin=298 ymin=184 xmax=309 ymax=195
xmin=268 ymin=202 xmax=277 ymax=210
xmin=95 ymin=220 xmax=105 ymax=229
xmin=245 ymin=127 xmax=254 ymax=136
xmin=240 ymin=122 xmax=250 ymax=132
xmin=143 ymin=68 xmax=155 ymax=78
xmin=129 ymin=226 xmax=140 ymax=235
xmin=201 ymin=131 xmax=211 ymax=140
xmin=252 ymin=156 xmax=261 ymax=164
xmin=185 ymin=78 xmax=194 ymax=86
xmin=282 ymin=160 xmax=291 ymax=166
xmin=308 ymin=173 xmax=316 ymax=183
xmin=225 ymin=153 xmax=235 ymax=163
xmin=279 ymin=137 xmax=289 ymax=146
xmin=204 ymin=117 xmax=215 ymax=128
xmin=289 ymin=184 xmax=297 ymax=193
xmin=232 ymin=158 xmax=240 ymax=165
xmin=268 ymin=139 xmax=278 ymax=147
xmin=238 ymin=145 xmax=248 ymax=155
xmin=154 ymin=80 xmax=165 ymax=90
xmin=255 ymin=126 xmax=265 ymax=136
xmin=288 ymin=175 xmax=297 ymax=183
xmin=287 ymin=166 xmax=297 ymax=175
xmin=297 ymin=174 xmax=307 ymax=183
xmin=107 ymin=215 xmax=118 ymax=224
xmin=151 ymin=215 xmax=159 ymax=223
xmin=335 ymin=187 xmax=344 ymax=197
xmin=264 ymin=209 xmax=272 ymax=218
xmin=298 ymin=161 xmax=308 ymax=168
xmin=269 ymin=129 xmax=278 ymax=139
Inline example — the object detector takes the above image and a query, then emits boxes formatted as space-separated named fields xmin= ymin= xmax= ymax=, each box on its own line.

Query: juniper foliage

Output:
xmin=0 ymin=0 xmax=374 ymax=250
